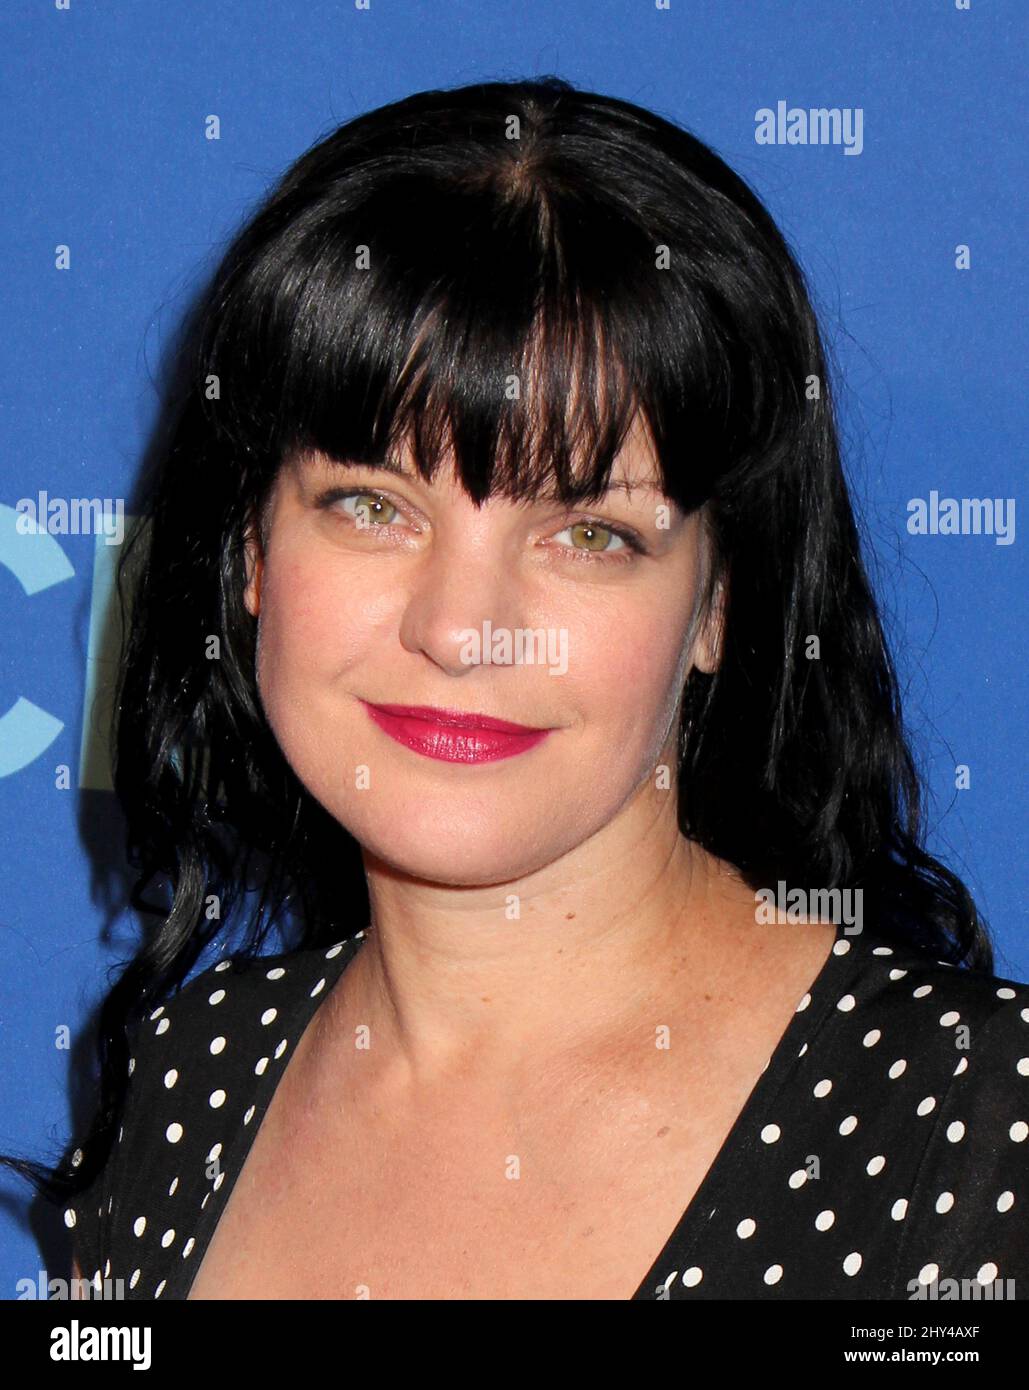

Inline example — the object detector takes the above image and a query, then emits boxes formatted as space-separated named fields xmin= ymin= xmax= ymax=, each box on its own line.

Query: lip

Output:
xmin=361 ymin=701 xmax=553 ymax=764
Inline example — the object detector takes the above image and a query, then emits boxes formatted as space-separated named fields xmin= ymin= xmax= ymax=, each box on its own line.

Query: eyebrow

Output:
xmin=311 ymin=454 xmax=662 ymax=497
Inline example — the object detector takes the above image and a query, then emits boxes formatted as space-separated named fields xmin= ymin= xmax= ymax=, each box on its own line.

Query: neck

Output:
xmin=326 ymin=786 xmax=763 ymax=1093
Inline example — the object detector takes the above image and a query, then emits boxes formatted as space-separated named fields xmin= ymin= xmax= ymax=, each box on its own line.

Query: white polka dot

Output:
xmin=326 ymin=943 xmax=344 ymax=958
xmin=274 ymin=1039 xmax=288 ymax=1059
xmin=164 ymin=1068 xmax=178 ymax=1088
xmin=209 ymin=1089 xmax=226 ymax=1108
xmin=913 ymin=985 xmax=933 ymax=999
xmin=183 ymin=1237 xmax=195 ymax=1257
xmin=214 ymin=959 xmax=232 ymax=972
xmin=206 ymin=1142 xmax=222 ymax=1163
xmin=155 ymin=1018 xmax=170 ymax=1035
xmin=244 ymin=1105 xmax=255 ymax=1124
xmin=311 ymin=977 xmax=327 ymax=997
xmin=155 ymin=1279 xmax=166 ymax=1297
xmin=836 ymin=994 xmax=856 ymax=1012
xmin=266 ymin=967 xmax=286 ymax=980
xmin=763 ymin=1264 xmax=783 ymax=1285
xmin=127 ymin=1057 xmax=135 ymax=1075
xmin=161 ymin=1228 xmax=176 ymax=1248
xmin=261 ymin=1007 xmax=278 ymax=1025
xmin=862 ymin=1029 xmax=881 ymax=1047
xmin=788 ymin=1169 xmax=808 ymax=1189
xmin=168 ymin=1176 xmax=178 ymax=1196
xmin=997 ymin=988 xmax=1016 ymax=1000
xmin=833 ymin=940 xmax=851 ymax=956
xmin=813 ymin=1079 xmax=832 ymax=1098
xmin=210 ymin=1036 xmax=226 ymax=1055
xmin=166 ymin=1122 xmax=183 ymax=1143
xmin=888 ymin=1059 xmax=907 ymax=1079
xmin=1010 ymin=1120 xmax=1028 ymax=1143
xmin=939 ymin=1011 xmax=960 ymax=1027
xmin=953 ymin=1057 xmax=968 ymax=1076
xmin=682 ymin=1266 xmax=703 ymax=1287
xmin=918 ymin=1262 xmax=938 ymax=1285
xmin=843 ymin=1251 xmax=862 ymax=1276
xmin=64 ymin=1208 xmax=76 ymax=1228
xmin=891 ymin=1198 xmax=908 ymax=1221
xmin=866 ymin=1155 xmax=886 ymax=1176
xmin=977 ymin=1262 xmax=998 ymax=1283
xmin=916 ymin=1096 xmax=936 ymax=1116
xmin=133 ymin=1216 xmax=146 ymax=1237
xmin=997 ymin=1191 xmax=1014 ymax=1212
xmin=815 ymin=1209 xmax=835 ymax=1231
xmin=947 ymin=1121 xmax=966 ymax=1143
xmin=1017 ymin=1058 xmax=1029 ymax=1076
xmin=760 ymin=1123 xmax=780 ymax=1143
xmin=255 ymin=1057 xmax=269 ymax=1075
xmin=148 ymin=1005 xmax=165 ymax=1020
xmin=736 ymin=1218 xmax=756 ymax=1238
xmin=889 ymin=968 xmax=908 ymax=981
xmin=208 ymin=989 xmax=226 ymax=1005
xmin=872 ymin=946 xmax=894 ymax=955
xmin=839 ymin=1115 xmax=858 ymax=1135
xmin=129 ymin=1269 xmax=140 ymax=1289
xmin=70 ymin=1148 xmax=83 ymax=1168
xmin=935 ymin=1191 xmax=954 ymax=1213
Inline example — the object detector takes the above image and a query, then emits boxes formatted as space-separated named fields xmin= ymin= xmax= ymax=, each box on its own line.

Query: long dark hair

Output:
xmin=4 ymin=74 xmax=992 ymax=1215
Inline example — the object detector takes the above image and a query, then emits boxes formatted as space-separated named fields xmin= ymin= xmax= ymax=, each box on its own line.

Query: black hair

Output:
xmin=3 ymin=75 xmax=992 ymax=1224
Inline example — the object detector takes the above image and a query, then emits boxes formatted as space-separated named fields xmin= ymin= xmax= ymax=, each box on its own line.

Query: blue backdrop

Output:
xmin=1 ymin=0 xmax=1025 ymax=1297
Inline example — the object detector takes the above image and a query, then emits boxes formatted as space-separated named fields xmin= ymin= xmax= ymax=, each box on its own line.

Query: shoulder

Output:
xmin=839 ymin=926 xmax=1027 ymax=1059
xmin=129 ymin=935 xmax=360 ymax=1073
xmin=67 ymin=934 xmax=362 ymax=1286
xmin=839 ymin=930 xmax=1029 ymax=1295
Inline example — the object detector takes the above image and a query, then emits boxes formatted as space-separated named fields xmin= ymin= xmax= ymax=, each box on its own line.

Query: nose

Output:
xmin=396 ymin=529 xmax=529 ymax=677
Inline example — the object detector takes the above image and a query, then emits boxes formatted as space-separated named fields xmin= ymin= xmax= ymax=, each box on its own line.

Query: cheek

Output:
xmin=257 ymin=555 xmax=382 ymax=678
xmin=568 ymin=601 xmax=691 ymax=738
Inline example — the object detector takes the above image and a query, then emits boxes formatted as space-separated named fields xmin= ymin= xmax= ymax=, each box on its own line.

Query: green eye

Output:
xmin=560 ymin=520 xmax=627 ymax=553
xmin=347 ymin=492 xmax=398 ymax=527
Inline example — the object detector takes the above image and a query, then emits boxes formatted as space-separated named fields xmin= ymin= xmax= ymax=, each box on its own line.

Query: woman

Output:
xmin=10 ymin=75 xmax=1027 ymax=1301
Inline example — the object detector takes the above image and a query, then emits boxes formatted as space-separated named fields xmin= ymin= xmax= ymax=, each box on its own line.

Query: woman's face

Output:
xmin=243 ymin=415 xmax=723 ymax=885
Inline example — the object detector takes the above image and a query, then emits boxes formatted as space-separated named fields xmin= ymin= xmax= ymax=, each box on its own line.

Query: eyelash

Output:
xmin=313 ymin=487 xmax=647 ymax=563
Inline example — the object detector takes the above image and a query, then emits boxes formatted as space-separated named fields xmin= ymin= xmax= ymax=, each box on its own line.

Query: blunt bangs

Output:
xmin=197 ymin=82 xmax=812 ymax=519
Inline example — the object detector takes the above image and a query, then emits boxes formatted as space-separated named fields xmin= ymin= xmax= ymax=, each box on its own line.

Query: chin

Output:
xmin=341 ymin=801 xmax=566 ymax=887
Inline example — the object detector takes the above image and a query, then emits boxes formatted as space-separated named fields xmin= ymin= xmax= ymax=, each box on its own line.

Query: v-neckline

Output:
xmin=629 ymin=917 xmax=857 ymax=1298
xmin=183 ymin=918 xmax=859 ymax=1300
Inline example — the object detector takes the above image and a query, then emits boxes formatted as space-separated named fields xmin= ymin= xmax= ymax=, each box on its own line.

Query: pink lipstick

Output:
xmin=361 ymin=701 xmax=552 ymax=764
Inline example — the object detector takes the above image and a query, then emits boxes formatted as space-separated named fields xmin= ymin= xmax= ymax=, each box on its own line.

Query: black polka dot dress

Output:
xmin=66 ymin=919 xmax=1029 ymax=1299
